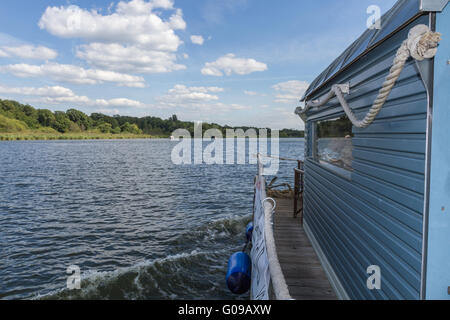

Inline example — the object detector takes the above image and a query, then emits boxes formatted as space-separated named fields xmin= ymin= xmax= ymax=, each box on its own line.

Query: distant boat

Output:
xmin=170 ymin=136 xmax=175 ymax=141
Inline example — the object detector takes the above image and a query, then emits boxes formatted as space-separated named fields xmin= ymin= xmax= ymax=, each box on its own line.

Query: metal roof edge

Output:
xmin=301 ymin=11 xmax=427 ymax=102
xmin=300 ymin=0 xmax=448 ymax=103
xmin=420 ymin=0 xmax=449 ymax=12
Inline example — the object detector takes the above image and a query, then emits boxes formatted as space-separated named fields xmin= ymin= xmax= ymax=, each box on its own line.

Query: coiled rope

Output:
xmin=297 ymin=24 xmax=442 ymax=128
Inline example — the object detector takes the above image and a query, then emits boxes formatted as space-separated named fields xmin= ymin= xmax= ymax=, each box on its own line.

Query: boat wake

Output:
xmin=35 ymin=214 xmax=252 ymax=300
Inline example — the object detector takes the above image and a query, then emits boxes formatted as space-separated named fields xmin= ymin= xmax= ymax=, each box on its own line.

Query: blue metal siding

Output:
xmin=304 ymin=15 xmax=429 ymax=300
xmin=425 ymin=5 xmax=450 ymax=300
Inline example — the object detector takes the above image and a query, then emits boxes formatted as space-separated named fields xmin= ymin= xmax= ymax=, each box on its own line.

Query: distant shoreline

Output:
xmin=0 ymin=134 xmax=305 ymax=142
xmin=0 ymin=132 xmax=163 ymax=141
xmin=1 ymin=99 xmax=305 ymax=142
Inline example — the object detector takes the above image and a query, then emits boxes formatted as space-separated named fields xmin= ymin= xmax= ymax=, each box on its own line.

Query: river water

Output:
xmin=0 ymin=138 xmax=304 ymax=300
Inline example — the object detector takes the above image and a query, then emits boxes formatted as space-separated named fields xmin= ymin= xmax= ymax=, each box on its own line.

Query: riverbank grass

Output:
xmin=0 ymin=130 xmax=157 ymax=141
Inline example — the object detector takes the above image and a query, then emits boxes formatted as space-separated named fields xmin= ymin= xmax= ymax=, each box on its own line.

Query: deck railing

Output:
xmin=294 ymin=161 xmax=305 ymax=223
xmin=260 ymin=154 xmax=304 ymax=221
xmin=250 ymin=154 xmax=292 ymax=300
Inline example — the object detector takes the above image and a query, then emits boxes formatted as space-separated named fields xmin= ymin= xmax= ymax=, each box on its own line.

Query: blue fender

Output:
xmin=226 ymin=252 xmax=251 ymax=294
xmin=246 ymin=222 xmax=254 ymax=242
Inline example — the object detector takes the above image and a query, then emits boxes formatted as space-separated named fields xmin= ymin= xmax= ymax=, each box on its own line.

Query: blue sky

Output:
xmin=0 ymin=0 xmax=397 ymax=129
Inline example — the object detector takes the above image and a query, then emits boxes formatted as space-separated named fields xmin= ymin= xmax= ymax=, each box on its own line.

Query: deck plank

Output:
xmin=273 ymin=197 xmax=337 ymax=300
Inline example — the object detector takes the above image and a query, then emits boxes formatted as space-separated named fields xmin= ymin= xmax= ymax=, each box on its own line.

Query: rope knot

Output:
xmin=407 ymin=24 xmax=442 ymax=61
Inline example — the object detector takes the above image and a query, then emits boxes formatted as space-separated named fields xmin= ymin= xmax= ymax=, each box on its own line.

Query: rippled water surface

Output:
xmin=0 ymin=139 xmax=304 ymax=300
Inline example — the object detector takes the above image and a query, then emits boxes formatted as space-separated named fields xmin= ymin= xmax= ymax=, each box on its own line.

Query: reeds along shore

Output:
xmin=0 ymin=131 xmax=159 ymax=141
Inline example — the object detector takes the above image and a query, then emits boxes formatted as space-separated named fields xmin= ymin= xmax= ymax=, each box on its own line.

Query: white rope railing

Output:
xmin=296 ymin=24 xmax=442 ymax=128
xmin=250 ymin=154 xmax=292 ymax=300
xmin=263 ymin=198 xmax=292 ymax=300
xmin=250 ymin=174 xmax=271 ymax=300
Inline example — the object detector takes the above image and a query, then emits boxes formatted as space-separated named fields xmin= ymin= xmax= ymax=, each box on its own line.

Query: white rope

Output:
xmin=257 ymin=153 xmax=264 ymax=177
xmin=263 ymin=197 xmax=293 ymax=300
xmin=251 ymin=155 xmax=293 ymax=300
xmin=297 ymin=24 xmax=441 ymax=128
xmin=250 ymin=175 xmax=271 ymax=300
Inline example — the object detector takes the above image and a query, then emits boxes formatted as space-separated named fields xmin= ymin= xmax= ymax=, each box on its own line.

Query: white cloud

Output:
xmin=0 ymin=45 xmax=58 ymax=60
xmin=150 ymin=0 xmax=174 ymax=9
xmin=156 ymin=84 xmax=251 ymax=113
xmin=201 ymin=54 xmax=267 ymax=76
xmin=38 ymin=0 xmax=186 ymax=75
xmin=272 ymin=80 xmax=309 ymax=104
xmin=190 ymin=35 xmax=204 ymax=45
xmin=168 ymin=9 xmax=187 ymax=30
xmin=116 ymin=0 xmax=174 ymax=14
xmin=76 ymin=43 xmax=186 ymax=74
xmin=36 ymin=95 xmax=92 ymax=105
xmin=96 ymin=108 xmax=120 ymax=115
xmin=244 ymin=90 xmax=266 ymax=97
xmin=40 ymin=96 xmax=145 ymax=108
xmin=0 ymin=85 xmax=75 ymax=97
xmin=0 ymin=62 xmax=145 ymax=88
xmin=158 ymin=85 xmax=223 ymax=105
xmin=94 ymin=98 xmax=145 ymax=108
xmin=0 ymin=84 xmax=145 ymax=108
xmin=0 ymin=84 xmax=90 ymax=104
xmin=227 ymin=103 xmax=251 ymax=110
xmin=38 ymin=1 xmax=184 ymax=48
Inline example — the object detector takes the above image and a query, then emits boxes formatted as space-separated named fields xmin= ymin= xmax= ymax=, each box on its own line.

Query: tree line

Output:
xmin=0 ymin=99 xmax=304 ymax=138
xmin=317 ymin=115 xmax=353 ymax=138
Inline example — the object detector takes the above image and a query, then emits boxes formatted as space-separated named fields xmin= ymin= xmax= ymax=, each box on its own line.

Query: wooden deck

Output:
xmin=273 ymin=197 xmax=337 ymax=300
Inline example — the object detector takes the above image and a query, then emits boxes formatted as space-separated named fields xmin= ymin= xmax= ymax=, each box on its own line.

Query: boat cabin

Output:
xmin=297 ymin=0 xmax=449 ymax=300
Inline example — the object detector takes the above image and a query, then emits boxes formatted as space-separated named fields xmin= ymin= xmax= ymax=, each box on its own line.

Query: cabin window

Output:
xmin=315 ymin=115 xmax=354 ymax=172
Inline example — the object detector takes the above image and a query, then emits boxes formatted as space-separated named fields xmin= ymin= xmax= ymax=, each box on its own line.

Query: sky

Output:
xmin=0 ymin=0 xmax=397 ymax=130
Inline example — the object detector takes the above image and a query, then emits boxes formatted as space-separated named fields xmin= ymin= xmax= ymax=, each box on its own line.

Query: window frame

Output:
xmin=311 ymin=116 xmax=354 ymax=180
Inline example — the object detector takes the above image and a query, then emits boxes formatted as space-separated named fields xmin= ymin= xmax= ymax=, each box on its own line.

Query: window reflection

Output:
xmin=316 ymin=116 xmax=354 ymax=171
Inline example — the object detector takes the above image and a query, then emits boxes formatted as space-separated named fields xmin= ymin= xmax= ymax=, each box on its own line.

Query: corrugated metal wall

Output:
xmin=304 ymin=14 xmax=429 ymax=300
xmin=425 ymin=5 xmax=450 ymax=300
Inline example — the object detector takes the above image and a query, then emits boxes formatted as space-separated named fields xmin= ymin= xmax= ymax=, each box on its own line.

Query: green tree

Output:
xmin=52 ymin=111 xmax=72 ymax=133
xmin=66 ymin=109 xmax=92 ymax=130
xmin=37 ymin=109 xmax=55 ymax=127
xmin=98 ymin=122 xmax=113 ymax=133
xmin=111 ymin=127 xmax=121 ymax=134
xmin=22 ymin=105 xmax=36 ymax=117
xmin=91 ymin=113 xmax=119 ymax=129
xmin=121 ymin=122 xmax=142 ymax=134
xmin=21 ymin=105 xmax=40 ymax=129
